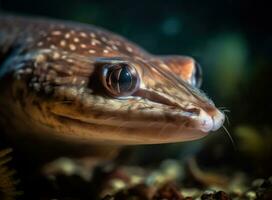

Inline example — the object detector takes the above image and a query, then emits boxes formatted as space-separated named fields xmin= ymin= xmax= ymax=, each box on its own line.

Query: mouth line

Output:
xmin=50 ymin=112 xmax=209 ymax=144
xmin=49 ymin=106 xmax=214 ymax=134
xmin=51 ymin=111 xmax=184 ymax=130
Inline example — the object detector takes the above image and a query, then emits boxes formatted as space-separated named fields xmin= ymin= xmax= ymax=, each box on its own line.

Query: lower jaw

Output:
xmin=50 ymin=113 xmax=208 ymax=145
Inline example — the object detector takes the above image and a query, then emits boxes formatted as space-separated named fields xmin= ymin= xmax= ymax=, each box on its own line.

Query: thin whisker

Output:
xmin=225 ymin=113 xmax=230 ymax=126
xmin=220 ymin=110 xmax=230 ymax=126
xmin=218 ymin=107 xmax=231 ymax=113
xmin=218 ymin=106 xmax=228 ymax=110
xmin=222 ymin=125 xmax=236 ymax=151
xmin=219 ymin=108 xmax=231 ymax=126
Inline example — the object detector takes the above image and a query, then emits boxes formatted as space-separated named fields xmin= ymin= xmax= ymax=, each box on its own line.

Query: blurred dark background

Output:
xmin=1 ymin=0 xmax=271 ymax=177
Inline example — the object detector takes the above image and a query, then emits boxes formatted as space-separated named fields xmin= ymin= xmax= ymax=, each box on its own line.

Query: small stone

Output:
xmin=214 ymin=191 xmax=230 ymax=200
xmin=110 ymin=179 xmax=126 ymax=190
xmin=203 ymin=189 xmax=216 ymax=195
xmin=101 ymin=195 xmax=115 ymax=200
xmin=153 ymin=183 xmax=184 ymax=200
xmin=181 ymin=188 xmax=201 ymax=199
xmin=113 ymin=183 xmax=155 ymax=200
xmin=201 ymin=191 xmax=230 ymax=200
xmin=252 ymin=178 xmax=265 ymax=188
xmin=245 ymin=191 xmax=256 ymax=200
xmin=160 ymin=159 xmax=184 ymax=180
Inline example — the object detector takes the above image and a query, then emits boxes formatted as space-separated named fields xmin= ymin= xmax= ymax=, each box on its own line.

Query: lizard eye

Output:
xmin=191 ymin=62 xmax=202 ymax=88
xmin=101 ymin=63 xmax=140 ymax=98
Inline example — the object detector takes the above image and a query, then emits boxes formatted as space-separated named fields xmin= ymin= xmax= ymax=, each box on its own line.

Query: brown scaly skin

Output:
xmin=0 ymin=15 xmax=225 ymax=198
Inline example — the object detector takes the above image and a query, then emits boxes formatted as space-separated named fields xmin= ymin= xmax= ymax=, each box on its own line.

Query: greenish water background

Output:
xmin=1 ymin=0 xmax=271 ymax=177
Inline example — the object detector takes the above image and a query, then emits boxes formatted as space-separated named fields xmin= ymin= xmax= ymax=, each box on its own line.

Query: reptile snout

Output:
xmin=211 ymin=110 xmax=225 ymax=131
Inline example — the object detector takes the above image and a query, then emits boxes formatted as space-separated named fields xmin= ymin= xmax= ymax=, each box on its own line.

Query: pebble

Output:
xmin=201 ymin=191 xmax=230 ymax=200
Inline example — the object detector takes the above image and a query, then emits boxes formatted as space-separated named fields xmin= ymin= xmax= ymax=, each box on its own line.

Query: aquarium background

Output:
xmin=1 ymin=0 xmax=271 ymax=178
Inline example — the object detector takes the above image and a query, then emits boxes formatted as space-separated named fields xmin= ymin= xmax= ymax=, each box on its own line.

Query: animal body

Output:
xmin=0 ymin=15 xmax=225 ymax=199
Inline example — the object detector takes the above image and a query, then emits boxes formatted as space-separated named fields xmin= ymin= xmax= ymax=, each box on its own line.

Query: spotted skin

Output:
xmin=0 ymin=15 xmax=225 ymax=150
xmin=0 ymin=15 xmax=226 ymax=198
xmin=0 ymin=16 xmax=148 ymax=61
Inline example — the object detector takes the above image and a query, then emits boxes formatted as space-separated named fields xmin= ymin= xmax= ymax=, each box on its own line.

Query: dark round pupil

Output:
xmin=109 ymin=66 xmax=132 ymax=93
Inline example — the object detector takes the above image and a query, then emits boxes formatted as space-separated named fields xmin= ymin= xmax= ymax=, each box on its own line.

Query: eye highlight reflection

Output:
xmin=101 ymin=63 xmax=140 ymax=98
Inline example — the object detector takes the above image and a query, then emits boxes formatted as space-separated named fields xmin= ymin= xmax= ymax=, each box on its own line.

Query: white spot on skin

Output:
xmin=53 ymin=52 xmax=60 ymax=59
xmin=80 ymin=32 xmax=87 ymax=38
xmin=91 ymin=39 xmax=101 ymax=46
xmin=69 ymin=44 xmax=76 ymax=51
xmin=80 ymin=44 xmax=87 ymax=48
xmin=103 ymin=49 xmax=109 ymax=54
xmin=90 ymin=33 xmax=96 ymax=38
xmin=106 ymin=46 xmax=112 ymax=51
xmin=91 ymin=41 xmax=96 ymax=46
xmin=51 ymin=31 xmax=62 ymax=36
xmin=73 ymin=37 xmax=80 ymax=43
xmin=126 ymin=46 xmax=133 ymax=52
xmin=89 ymin=50 xmax=96 ymax=54
xmin=60 ymin=40 xmax=66 ymax=47
xmin=111 ymin=45 xmax=118 ymax=50
xmin=35 ymin=54 xmax=46 ymax=63
xmin=67 ymin=59 xmax=74 ymax=63
xmin=65 ymin=33 xmax=70 ymax=39
xmin=101 ymin=37 xmax=107 ymax=42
